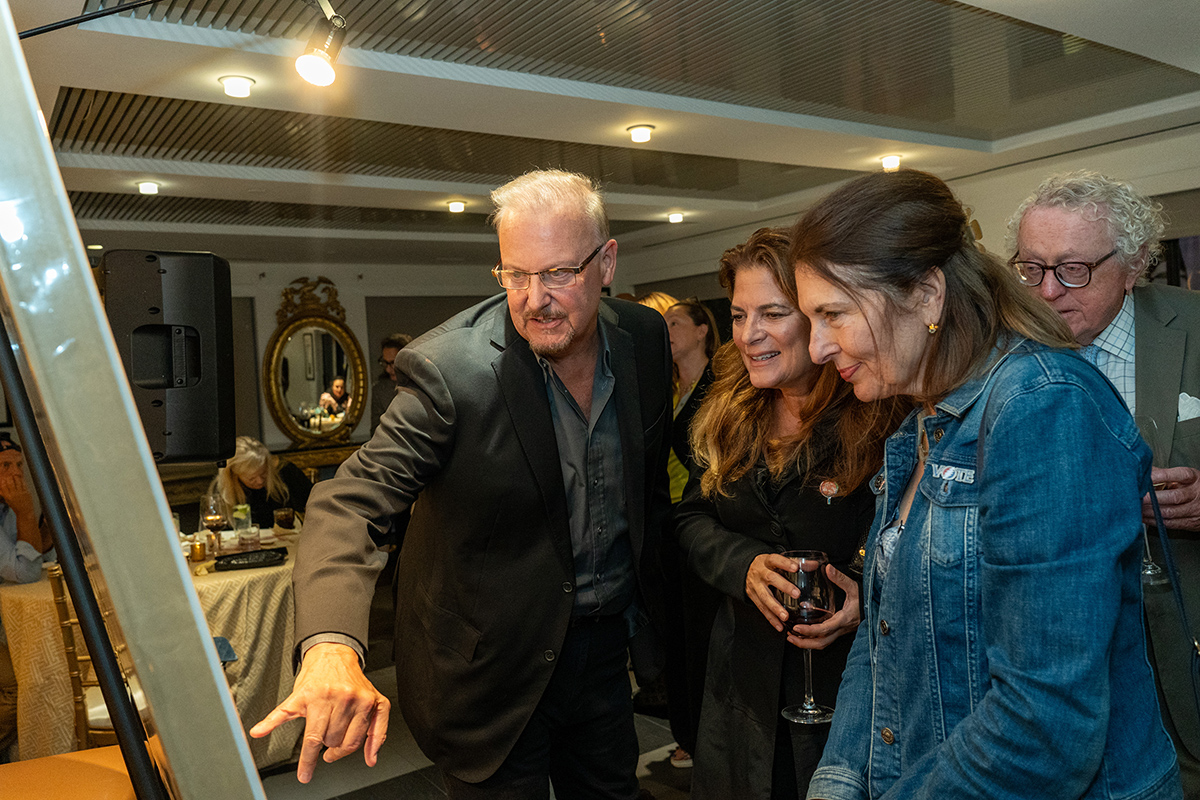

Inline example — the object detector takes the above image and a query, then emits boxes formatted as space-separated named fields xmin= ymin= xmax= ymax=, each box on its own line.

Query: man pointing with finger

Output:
xmin=252 ymin=169 xmax=672 ymax=799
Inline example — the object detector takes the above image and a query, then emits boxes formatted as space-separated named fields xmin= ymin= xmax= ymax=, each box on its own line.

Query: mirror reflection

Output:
xmin=279 ymin=326 xmax=354 ymax=433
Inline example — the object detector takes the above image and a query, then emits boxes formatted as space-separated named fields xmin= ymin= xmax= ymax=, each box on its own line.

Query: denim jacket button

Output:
xmin=872 ymin=475 xmax=886 ymax=492
xmin=881 ymin=727 xmax=895 ymax=745
xmin=879 ymin=620 xmax=890 ymax=635
xmin=933 ymin=428 xmax=945 ymax=442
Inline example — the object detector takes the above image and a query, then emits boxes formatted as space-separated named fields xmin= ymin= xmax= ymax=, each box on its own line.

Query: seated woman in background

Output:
xmin=210 ymin=436 xmax=312 ymax=529
xmin=795 ymin=169 xmax=1180 ymax=800
xmin=318 ymin=376 xmax=351 ymax=414
xmin=675 ymin=228 xmax=903 ymax=799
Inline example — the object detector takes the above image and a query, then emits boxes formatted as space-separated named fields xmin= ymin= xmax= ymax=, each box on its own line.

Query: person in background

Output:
xmin=209 ymin=436 xmax=313 ymax=529
xmin=659 ymin=296 xmax=722 ymax=769
xmin=252 ymin=169 xmax=673 ymax=798
xmin=675 ymin=228 xmax=901 ymax=798
xmin=634 ymin=291 xmax=679 ymax=318
xmin=1008 ymin=171 xmax=1200 ymax=794
xmin=0 ymin=433 xmax=55 ymax=758
xmin=796 ymin=169 xmax=1180 ymax=800
xmin=371 ymin=333 xmax=413 ymax=433
xmin=319 ymin=376 xmax=351 ymax=414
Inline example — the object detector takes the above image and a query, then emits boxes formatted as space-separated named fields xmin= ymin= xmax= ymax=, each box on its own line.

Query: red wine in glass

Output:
xmin=774 ymin=550 xmax=836 ymax=725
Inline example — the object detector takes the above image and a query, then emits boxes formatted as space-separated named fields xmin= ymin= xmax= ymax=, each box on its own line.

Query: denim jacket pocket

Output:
xmin=921 ymin=461 xmax=980 ymax=568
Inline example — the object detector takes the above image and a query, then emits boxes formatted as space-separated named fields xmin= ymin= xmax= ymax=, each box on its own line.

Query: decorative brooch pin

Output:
xmin=819 ymin=480 xmax=839 ymax=505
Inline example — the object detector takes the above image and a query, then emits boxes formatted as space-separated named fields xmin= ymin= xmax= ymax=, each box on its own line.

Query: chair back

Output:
xmin=47 ymin=564 xmax=118 ymax=750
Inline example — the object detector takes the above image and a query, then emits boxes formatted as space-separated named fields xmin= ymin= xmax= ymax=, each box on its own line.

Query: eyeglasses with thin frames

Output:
xmin=1009 ymin=248 xmax=1118 ymax=289
xmin=492 ymin=242 xmax=605 ymax=290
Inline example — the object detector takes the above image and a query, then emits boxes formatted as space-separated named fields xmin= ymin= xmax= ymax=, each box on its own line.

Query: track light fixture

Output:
xmin=296 ymin=15 xmax=347 ymax=86
xmin=296 ymin=1 xmax=347 ymax=87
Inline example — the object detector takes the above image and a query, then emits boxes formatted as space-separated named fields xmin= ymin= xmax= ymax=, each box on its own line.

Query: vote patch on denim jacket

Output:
xmin=928 ymin=462 xmax=975 ymax=483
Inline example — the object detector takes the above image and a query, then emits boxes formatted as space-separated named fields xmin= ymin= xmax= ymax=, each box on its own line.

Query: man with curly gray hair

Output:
xmin=1009 ymin=169 xmax=1200 ymax=791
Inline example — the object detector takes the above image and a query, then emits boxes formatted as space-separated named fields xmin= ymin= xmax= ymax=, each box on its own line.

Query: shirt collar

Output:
xmin=536 ymin=318 xmax=613 ymax=382
xmin=1088 ymin=293 xmax=1136 ymax=363
xmin=933 ymin=335 xmax=1037 ymax=420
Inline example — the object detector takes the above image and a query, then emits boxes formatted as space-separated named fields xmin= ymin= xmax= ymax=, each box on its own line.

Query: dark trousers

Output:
xmin=442 ymin=614 xmax=639 ymax=800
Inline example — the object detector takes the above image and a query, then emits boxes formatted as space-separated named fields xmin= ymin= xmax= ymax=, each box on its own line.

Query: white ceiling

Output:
xmin=9 ymin=0 xmax=1200 ymax=287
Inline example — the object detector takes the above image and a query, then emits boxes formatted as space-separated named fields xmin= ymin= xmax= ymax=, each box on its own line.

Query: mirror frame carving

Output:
xmin=262 ymin=277 xmax=367 ymax=446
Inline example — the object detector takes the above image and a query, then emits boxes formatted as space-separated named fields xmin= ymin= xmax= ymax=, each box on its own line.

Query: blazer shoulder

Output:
xmin=406 ymin=295 xmax=508 ymax=361
xmin=602 ymin=296 xmax=669 ymax=336
xmin=1137 ymin=282 xmax=1200 ymax=327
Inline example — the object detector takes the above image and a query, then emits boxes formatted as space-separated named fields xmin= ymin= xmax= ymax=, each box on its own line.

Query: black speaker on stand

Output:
xmin=99 ymin=250 xmax=235 ymax=463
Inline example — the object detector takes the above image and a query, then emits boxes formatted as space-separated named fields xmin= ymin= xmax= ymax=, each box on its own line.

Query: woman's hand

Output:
xmin=788 ymin=565 xmax=861 ymax=650
xmin=746 ymin=552 xmax=806 ymax=634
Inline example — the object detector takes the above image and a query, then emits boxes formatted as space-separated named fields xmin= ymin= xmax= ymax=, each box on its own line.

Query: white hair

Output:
xmin=1006 ymin=170 xmax=1166 ymax=284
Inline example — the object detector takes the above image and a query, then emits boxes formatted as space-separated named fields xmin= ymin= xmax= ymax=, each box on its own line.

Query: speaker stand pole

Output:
xmin=0 ymin=320 xmax=168 ymax=800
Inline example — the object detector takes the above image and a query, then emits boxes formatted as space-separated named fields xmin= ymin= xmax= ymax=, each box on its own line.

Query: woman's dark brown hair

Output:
xmin=789 ymin=169 xmax=1073 ymax=404
xmin=666 ymin=298 xmax=721 ymax=360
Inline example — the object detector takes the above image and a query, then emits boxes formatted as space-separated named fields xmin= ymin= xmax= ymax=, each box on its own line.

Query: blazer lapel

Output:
xmin=1135 ymin=287 xmax=1185 ymax=462
xmin=603 ymin=306 xmax=648 ymax=567
xmin=491 ymin=310 xmax=574 ymax=573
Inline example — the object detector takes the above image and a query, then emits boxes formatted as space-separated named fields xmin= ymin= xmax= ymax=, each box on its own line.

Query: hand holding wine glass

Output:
xmin=773 ymin=550 xmax=836 ymax=724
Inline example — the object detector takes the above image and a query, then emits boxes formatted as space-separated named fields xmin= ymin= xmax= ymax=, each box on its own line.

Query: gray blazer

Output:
xmin=1136 ymin=283 xmax=1200 ymax=760
xmin=292 ymin=294 xmax=673 ymax=782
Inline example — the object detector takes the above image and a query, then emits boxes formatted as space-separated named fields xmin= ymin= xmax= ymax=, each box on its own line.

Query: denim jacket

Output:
xmin=808 ymin=339 xmax=1180 ymax=800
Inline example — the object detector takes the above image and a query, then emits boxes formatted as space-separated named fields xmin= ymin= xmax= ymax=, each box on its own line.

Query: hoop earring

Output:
xmin=927 ymin=323 xmax=939 ymax=334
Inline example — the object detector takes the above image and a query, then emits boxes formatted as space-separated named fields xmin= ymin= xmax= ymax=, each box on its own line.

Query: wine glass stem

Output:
xmin=802 ymin=648 xmax=818 ymax=709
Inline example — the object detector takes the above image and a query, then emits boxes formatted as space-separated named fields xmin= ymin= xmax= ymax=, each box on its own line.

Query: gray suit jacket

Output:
xmin=292 ymin=294 xmax=673 ymax=782
xmin=1135 ymin=283 xmax=1200 ymax=760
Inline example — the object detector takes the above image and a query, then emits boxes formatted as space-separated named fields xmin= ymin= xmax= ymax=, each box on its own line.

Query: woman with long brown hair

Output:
xmin=676 ymin=227 xmax=903 ymax=799
xmin=795 ymin=169 xmax=1179 ymax=800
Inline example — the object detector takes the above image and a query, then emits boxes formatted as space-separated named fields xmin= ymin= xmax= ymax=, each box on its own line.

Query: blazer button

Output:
xmin=770 ymin=522 xmax=783 ymax=537
xmin=881 ymin=727 xmax=895 ymax=745
xmin=879 ymin=620 xmax=890 ymax=635
xmin=933 ymin=428 xmax=944 ymax=442
xmin=543 ymin=650 xmax=556 ymax=662
xmin=562 ymin=582 xmax=574 ymax=593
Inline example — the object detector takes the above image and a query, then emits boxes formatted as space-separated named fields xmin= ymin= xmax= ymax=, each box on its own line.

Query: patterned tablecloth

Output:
xmin=0 ymin=540 xmax=302 ymax=767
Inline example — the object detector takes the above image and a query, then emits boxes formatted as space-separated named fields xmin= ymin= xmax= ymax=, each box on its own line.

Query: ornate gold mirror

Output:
xmin=263 ymin=277 xmax=367 ymax=446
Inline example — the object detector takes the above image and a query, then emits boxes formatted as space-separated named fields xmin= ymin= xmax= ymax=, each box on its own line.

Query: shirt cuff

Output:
xmin=13 ymin=539 xmax=40 ymax=561
xmin=296 ymin=632 xmax=365 ymax=671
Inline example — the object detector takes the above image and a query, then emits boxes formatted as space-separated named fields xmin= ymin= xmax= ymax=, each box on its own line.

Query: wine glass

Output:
xmin=774 ymin=550 xmax=836 ymax=724
xmin=1133 ymin=414 xmax=1170 ymax=586
xmin=199 ymin=492 xmax=227 ymax=556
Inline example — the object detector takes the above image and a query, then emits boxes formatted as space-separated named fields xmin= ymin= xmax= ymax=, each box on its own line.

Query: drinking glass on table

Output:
xmin=774 ymin=549 xmax=836 ymax=724
xmin=199 ymin=493 xmax=226 ymax=556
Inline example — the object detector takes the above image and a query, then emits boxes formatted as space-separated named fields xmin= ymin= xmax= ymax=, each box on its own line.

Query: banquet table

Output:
xmin=0 ymin=534 xmax=302 ymax=767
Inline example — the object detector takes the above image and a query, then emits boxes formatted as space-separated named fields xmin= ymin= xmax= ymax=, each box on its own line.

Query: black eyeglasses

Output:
xmin=377 ymin=357 xmax=395 ymax=367
xmin=1010 ymin=248 xmax=1117 ymax=289
xmin=492 ymin=242 xmax=604 ymax=290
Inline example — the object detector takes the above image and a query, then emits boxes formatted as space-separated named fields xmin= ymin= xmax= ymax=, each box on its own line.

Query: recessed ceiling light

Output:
xmin=86 ymin=244 xmax=103 ymax=250
xmin=668 ymin=213 xmax=684 ymax=224
xmin=219 ymin=75 xmax=255 ymax=98
xmin=447 ymin=201 xmax=466 ymax=213
xmin=880 ymin=155 xmax=901 ymax=172
xmin=627 ymin=125 xmax=655 ymax=143
xmin=138 ymin=181 xmax=159 ymax=195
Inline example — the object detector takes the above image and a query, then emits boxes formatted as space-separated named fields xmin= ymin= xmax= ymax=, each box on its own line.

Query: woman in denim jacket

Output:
xmin=791 ymin=169 xmax=1181 ymax=800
